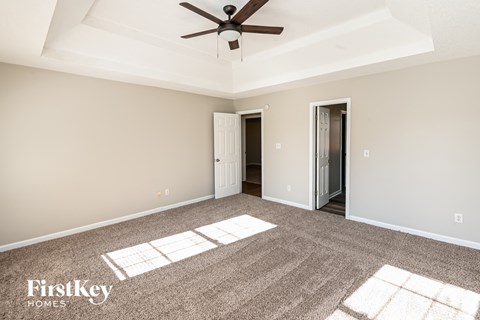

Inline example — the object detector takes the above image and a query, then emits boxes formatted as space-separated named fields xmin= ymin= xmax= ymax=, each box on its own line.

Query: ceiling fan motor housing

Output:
xmin=223 ymin=5 xmax=237 ymax=17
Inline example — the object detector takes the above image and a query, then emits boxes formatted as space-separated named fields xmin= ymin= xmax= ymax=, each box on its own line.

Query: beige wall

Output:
xmin=246 ymin=118 xmax=262 ymax=164
xmin=0 ymin=63 xmax=234 ymax=245
xmin=2 ymin=56 xmax=480 ymax=247
xmin=235 ymin=55 xmax=480 ymax=244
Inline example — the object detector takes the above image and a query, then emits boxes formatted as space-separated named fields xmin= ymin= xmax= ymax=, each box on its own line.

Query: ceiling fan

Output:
xmin=179 ymin=0 xmax=284 ymax=50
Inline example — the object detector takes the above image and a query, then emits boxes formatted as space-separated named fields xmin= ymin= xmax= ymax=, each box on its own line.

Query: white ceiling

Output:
xmin=1 ymin=0 xmax=479 ymax=99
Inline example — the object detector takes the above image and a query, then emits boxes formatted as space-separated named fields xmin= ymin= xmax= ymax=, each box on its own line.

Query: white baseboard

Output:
xmin=349 ymin=215 xmax=480 ymax=250
xmin=0 ymin=195 xmax=214 ymax=252
xmin=262 ymin=196 xmax=310 ymax=210
xmin=329 ymin=190 xmax=342 ymax=199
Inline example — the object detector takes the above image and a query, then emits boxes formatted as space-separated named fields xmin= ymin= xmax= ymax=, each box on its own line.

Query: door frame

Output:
xmin=237 ymin=108 xmax=264 ymax=198
xmin=340 ymin=110 xmax=347 ymax=194
xmin=309 ymin=98 xmax=351 ymax=219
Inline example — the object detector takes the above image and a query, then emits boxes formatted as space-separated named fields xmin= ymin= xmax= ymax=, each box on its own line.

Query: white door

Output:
xmin=214 ymin=112 xmax=241 ymax=199
xmin=316 ymin=107 xmax=330 ymax=209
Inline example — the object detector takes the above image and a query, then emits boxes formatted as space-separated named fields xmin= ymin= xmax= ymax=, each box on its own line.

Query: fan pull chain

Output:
xmin=216 ymin=34 xmax=219 ymax=59
xmin=241 ymin=35 xmax=243 ymax=62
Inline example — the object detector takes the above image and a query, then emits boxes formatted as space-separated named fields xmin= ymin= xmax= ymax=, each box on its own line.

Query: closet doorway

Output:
xmin=237 ymin=110 xmax=263 ymax=198
xmin=310 ymin=98 xmax=351 ymax=218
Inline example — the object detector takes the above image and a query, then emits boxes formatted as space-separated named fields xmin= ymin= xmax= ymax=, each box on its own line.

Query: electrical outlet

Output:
xmin=287 ymin=185 xmax=291 ymax=192
xmin=165 ymin=188 xmax=170 ymax=196
xmin=454 ymin=213 xmax=463 ymax=224
xmin=363 ymin=149 xmax=370 ymax=158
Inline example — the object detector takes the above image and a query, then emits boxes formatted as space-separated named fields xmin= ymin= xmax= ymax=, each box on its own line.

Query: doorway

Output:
xmin=237 ymin=109 xmax=264 ymax=198
xmin=310 ymin=98 xmax=351 ymax=218
xmin=318 ymin=105 xmax=347 ymax=216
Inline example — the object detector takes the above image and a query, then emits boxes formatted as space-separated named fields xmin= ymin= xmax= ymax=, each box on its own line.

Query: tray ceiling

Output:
xmin=1 ymin=0 xmax=479 ymax=98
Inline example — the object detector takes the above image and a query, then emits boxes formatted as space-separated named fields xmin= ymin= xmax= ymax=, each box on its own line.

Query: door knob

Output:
xmin=215 ymin=159 xmax=220 ymax=162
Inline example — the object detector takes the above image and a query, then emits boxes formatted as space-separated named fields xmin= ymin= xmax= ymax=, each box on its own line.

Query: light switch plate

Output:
xmin=275 ymin=143 xmax=282 ymax=150
xmin=364 ymin=149 xmax=370 ymax=158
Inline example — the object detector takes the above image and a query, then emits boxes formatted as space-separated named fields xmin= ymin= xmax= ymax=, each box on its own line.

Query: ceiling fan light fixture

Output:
xmin=180 ymin=1 xmax=284 ymax=51
xmin=218 ymin=23 xmax=241 ymax=41
xmin=219 ymin=29 xmax=241 ymax=41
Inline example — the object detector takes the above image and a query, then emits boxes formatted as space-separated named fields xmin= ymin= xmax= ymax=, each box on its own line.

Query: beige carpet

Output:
xmin=1 ymin=194 xmax=479 ymax=320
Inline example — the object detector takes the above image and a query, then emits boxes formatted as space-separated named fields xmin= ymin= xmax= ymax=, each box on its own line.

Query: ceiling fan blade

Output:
xmin=229 ymin=40 xmax=240 ymax=50
xmin=242 ymin=25 xmax=284 ymax=35
xmin=231 ymin=0 xmax=269 ymax=25
xmin=179 ymin=2 xmax=223 ymax=25
xmin=181 ymin=29 xmax=217 ymax=39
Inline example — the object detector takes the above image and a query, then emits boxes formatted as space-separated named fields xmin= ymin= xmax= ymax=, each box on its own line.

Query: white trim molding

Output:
xmin=236 ymin=109 xmax=264 ymax=115
xmin=349 ymin=215 xmax=480 ymax=250
xmin=263 ymin=196 xmax=311 ymax=210
xmin=0 ymin=195 xmax=214 ymax=252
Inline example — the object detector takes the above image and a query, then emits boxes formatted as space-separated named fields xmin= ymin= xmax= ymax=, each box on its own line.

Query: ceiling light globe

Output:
xmin=219 ymin=30 xmax=241 ymax=42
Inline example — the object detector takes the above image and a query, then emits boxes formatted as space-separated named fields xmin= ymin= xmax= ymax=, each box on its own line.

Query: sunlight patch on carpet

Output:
xmin=326 ymin=264 xmax=480 ymax=320
xmin=195 ymin=214 xmax=276 ymax=244
xmin=101 ymin=215 xmax=276 ymax=280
